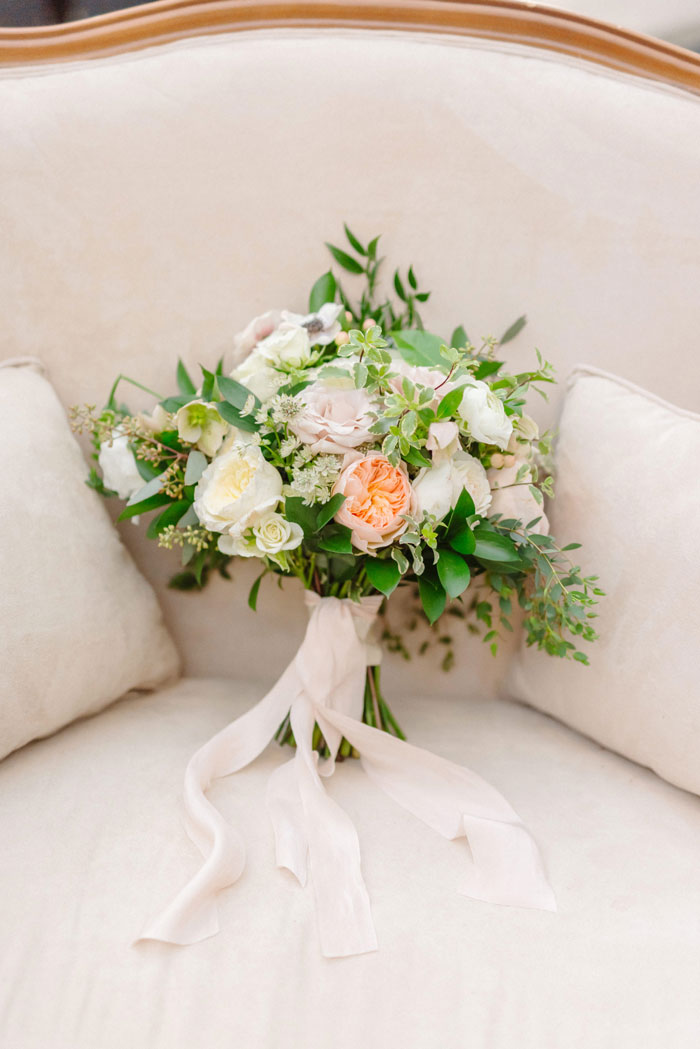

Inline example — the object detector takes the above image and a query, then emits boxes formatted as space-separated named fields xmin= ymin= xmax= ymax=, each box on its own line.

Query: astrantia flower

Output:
xmin=333 ymin=452 xmax=416 ymax=552
xmin=175 ymin=400 xmax=228 ymax=457
xmin=456 ymin=380 xmax=513 ymax=450
xmin=290 ymin=452 xmax=342 ymax=506
xmin=282 ymin=303 xmax=342 ymax=346
xmin=193 ymin=442 xmax=282 ymax=539
xmin=289 ymin=383 xmax=376 ymax=455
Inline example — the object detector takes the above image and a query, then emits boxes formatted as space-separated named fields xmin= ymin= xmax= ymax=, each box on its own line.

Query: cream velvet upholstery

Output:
xmin=1 ymin=679 xmax=699 ymax=1049
xmin=0 ymin=362 xmax=178 ymax=758
xmin=1 ymin=29 xmax=700 ymax=685
xmin=509 ymin=368 xmax=700 ymax=795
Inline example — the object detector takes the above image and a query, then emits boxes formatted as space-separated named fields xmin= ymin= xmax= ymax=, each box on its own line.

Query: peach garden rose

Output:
xmin=333 ymin=451 xmax=416 ymax=553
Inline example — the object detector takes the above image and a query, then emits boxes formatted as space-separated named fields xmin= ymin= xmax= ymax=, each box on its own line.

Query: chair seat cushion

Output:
xmin=2 ymin=678 xmax=699 ymax=1048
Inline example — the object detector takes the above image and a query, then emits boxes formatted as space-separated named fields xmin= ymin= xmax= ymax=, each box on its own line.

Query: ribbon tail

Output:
xmin=321 ymin=708 xmax=556 ymax=914
xmin=136 ymin=665 xmax=299 ymax=945
xmin=267 ymin=758 xmax=308 ymax=886
xmin=290 ymin=693 xmax=377 ymax=958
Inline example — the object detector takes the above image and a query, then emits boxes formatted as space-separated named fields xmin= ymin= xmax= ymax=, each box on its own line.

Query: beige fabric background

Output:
xmin=0 ymin=363 xmax=178 ymax=757
xmin=508 ymin=367 xmax=700 ymax=794
xmin=1 ymin=678 xmax=699 ymax=1049
xmin=1 ymin=30 xmax=700 ymax=692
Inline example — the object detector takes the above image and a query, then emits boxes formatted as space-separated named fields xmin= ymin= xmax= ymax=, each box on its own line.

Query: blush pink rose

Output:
xmin=388 ymin=359 xmax=453 ymax=402
xmin=231 ymin=310 xmax=281 ymax=366
xmin=290 ymin=384 xmax=376 ymax=455
xmin=333 ymin=452 xmax=416 ymax=553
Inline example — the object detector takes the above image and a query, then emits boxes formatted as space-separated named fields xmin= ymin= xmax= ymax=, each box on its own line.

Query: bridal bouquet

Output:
xmin=74 ymin=230 xmax=602 ymax=955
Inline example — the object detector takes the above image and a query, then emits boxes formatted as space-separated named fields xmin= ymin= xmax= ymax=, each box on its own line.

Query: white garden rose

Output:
xmin=175 ymin=400 xmax=228 ymax=457
xmin=425 ymin=420 xmax=459 ymax=456
xmin=488 ymin=463 xmax=549 ymax=534
xmin=457 ymin=380 xmax=513 ymax=450
xmin=257 ymin=322 xmax=313 ymax=369
xmin=193 ymin=442 xmax=282 ymax=536
xmin=413 ymin=450 xmax=491 ymax=521
xmin=98 ymin=431 xmax=143 ymax=500
xmin=232 ymin=352 xmax=286 ymax=402
xmin=289 ymin=383 xmax=376 ymax=455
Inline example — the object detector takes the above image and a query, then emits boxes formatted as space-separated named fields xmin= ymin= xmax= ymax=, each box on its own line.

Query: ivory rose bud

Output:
xmin=98 ymin=431 xmax=143 ymax=500
xmin=175 ymin=400 xmax=228 ymax=457
xmin=231 ymin=309 xmax=281 ymax=366
xmin=258 ymin=323 xmax=313 ymax=370
xmin=457 ymin=380 xmax=513 ymax=450
xmin=488 ymin=463 xmax=549 ymax=534
xmin=194 ymin=442 xmax=282 ymax=537
xmin=289 ymin=383 xmax=375 ymax=455
xmin=413 ymin=451 xmax=491 ymax=521
xmin=333 ymin=452 xmax=415 ymax=553
xmin=425 ymin=420 xmax=459 ymax=455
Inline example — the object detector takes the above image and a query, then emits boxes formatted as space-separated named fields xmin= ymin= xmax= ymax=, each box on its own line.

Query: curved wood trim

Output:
xmin=1 ymin=0 xmax=699 ymax=97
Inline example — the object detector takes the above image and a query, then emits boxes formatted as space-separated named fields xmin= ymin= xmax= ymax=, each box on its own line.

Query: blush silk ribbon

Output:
xmin=138 ymin=594 xmax=555 ymax=958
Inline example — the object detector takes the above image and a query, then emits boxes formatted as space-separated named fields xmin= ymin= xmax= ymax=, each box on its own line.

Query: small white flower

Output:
xmin=281 ymin=303 xmax=342 ymax=346
xmin=98 ymin=431 xmax=143 ymax=500
xmin=175 ymin=400 xmax=228 ymax=457
xmin=456 ymin=380 xmax=513 ymax=450
xmin=257 ymin=323 xmax=313 ymax=370
xmin=254 ymin=512 xmax=303 ymax=555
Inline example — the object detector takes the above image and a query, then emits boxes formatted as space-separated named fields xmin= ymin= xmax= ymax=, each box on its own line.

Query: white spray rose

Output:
xmin=257 ymin=323 xmax=313 ymax=370
xmin=193 ymin=442 xmax=282 ymax=538
xmin=232 ymin=352 xmax=286 ymax=402
xmin=219 ymin=511 xmax=303 ymax=559
xmin=413 ymin=450 xmax=491 ymax=521
xmin=175 ymin=400 xmax=228 ymax=457
xmin=488 ymin=463 xmax=549 ymax=534
xmin=98 ymin=432 xmax=143 ymax=500
xmin=457 ymin=380 xmax=513 ymax=450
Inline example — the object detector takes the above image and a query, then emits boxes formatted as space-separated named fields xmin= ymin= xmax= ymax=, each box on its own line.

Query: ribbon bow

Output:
xmin=138 ymin=595 xmax=555 ymax=957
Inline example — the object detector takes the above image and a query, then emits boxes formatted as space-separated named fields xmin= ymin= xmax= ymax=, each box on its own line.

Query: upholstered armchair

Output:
xmin=1 ymin=3 xmax=699 ymax=1046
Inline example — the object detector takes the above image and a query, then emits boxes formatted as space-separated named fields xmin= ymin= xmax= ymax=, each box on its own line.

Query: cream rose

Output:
xmin=193 ymin=442 xmax=282 ymax=536
xmin=457 ymin=380 xmax=513 ymax=450
xmin=413 ymin=450 xmax=491 ymax=521
xmin=232 ymin=352 xmax=286 ymax=402
xmin=488 ymin=463 xmax=549 ymax=533
xmin=289 ymin=383 xmax=376 ymax=455
xmin=98 ymin=431 xmax=143 ymax=500
xmin=333 ymin=452 xmax=415 ymax=553
xmin=257 ymin=323 xmax=313 ymax=370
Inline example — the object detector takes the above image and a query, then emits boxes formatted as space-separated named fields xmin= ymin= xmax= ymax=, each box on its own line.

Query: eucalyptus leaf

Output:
xmin=127 ymin=471 xmax=167 ymax=507
xmin=184 ymin=450 xmax=207 ymax=486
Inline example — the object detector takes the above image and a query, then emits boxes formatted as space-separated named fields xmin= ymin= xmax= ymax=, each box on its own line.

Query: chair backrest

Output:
xmin=2 ymin=2 xmax=699 ymax=690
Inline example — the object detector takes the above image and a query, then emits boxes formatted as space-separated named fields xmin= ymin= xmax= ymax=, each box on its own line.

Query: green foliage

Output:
xmin=366 ymin=557 xmax=401 ymax=597
xmin=309 ymin=271 xmax=337 ymax=312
